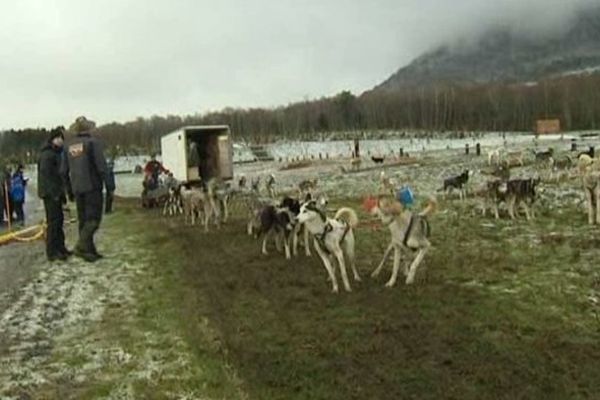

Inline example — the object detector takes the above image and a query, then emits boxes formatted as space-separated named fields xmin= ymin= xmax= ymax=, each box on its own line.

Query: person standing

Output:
xmin=4 ymin=167 xmax=14 ymax=222
xmin=105 ymin=159 xmax=116 ymax=214
xmin=143 ymin=153 xmax=168 ymax=191
xmin=61 ymin=116 xmax=107 ymax=263
xmin=10 ymin=164 xmax=28 ymax=225
xmin=38 ymin=127 xmax=71 ymax=261
xmin=0 ymin=165 xmax=6 ymax=226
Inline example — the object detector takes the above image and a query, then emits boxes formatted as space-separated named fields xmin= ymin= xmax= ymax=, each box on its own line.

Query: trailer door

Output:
xmin=218 ymin=134 xmax=233 ymax=180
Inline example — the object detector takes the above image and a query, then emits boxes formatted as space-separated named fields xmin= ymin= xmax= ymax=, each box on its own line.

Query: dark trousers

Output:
xmin=105 ymin=190 xmax=114 ymax=213
xmin=0 ymin=195 xmax=4 ymax=224
xmin=8 ymin=198 xmax=14 ymax=221
xmin=13 ymin=201 xmax=24 ymax=223
xmin=43 ymin=197 xmax=66 ymax=257
xmin=75 ymin=190 xmax=103 ymax=254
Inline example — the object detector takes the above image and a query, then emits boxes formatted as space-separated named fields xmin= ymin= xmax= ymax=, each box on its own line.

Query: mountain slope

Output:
xmin=373 ymin=5 xmax=600 ymax=92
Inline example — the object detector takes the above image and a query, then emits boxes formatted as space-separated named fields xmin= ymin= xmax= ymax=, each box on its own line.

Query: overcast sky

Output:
xmin=0 ymin=0 xmax=595 ymax=130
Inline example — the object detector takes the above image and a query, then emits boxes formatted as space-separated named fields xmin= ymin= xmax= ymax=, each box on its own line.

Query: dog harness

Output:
xmin=314 ymin=221 xmax=351 ymax=256
xmin=402 ymin=215 xmax=430 ymax=250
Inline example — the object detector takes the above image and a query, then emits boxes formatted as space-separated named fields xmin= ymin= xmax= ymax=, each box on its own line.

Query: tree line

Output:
xmin=2 ymin=72 xmax=600 ymax=161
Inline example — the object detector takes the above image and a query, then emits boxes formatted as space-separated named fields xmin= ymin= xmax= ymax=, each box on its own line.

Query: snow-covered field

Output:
xmin=2 ymin=132 xmax=599 ymax=399
xmin=115 ymin=132 xmax=599 ymax=199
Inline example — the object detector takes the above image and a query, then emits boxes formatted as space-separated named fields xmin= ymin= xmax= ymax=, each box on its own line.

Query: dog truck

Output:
xmin=160 ymin=125 xmax=234 ymax=184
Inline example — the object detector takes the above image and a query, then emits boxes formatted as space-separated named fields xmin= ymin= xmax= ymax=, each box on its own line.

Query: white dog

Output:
xmin=379 ymin=171 xmax=395 ymax=195
xmin=296 ymin=201 xmax=361 ymax=293
xmin=180 ymin=187 xmax=215 ymax=232
xmin=369 ymin=195 xmax=437 ymax=286
xmin=579 ymin=154 xmax=600 ymax=225
xmin=487 ymin=148 xmax=502 ymax=166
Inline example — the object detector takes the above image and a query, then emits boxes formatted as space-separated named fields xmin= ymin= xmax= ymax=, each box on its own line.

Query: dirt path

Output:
xmin=0 ymin=182 xmax=47 ymax=312
xmin=0 ymin=204 xmax=245 ymax=400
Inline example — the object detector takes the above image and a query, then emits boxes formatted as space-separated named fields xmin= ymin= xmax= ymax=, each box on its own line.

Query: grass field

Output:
xmin=117 ymin=191 xmax=600 ymax=400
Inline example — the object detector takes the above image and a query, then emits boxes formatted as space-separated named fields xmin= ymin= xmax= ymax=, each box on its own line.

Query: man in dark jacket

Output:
xmin=61 ymin=116 xmax=107 ymax=263
xmin=105 ymin=159 xmax=116 ymax=213
xmin=38 ymin=127 xmax=71 ymax=261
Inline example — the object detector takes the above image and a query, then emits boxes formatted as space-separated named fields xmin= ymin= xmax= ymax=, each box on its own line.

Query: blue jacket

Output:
xmin=11 ymin=171 xmax=28 ymax=202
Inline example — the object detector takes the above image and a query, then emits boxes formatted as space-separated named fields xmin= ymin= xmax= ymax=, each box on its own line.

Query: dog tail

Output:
xmin=335 ymin=207 xmax=359 ymax=228
xmin=419 ymin=196 xmax=438 ymax=218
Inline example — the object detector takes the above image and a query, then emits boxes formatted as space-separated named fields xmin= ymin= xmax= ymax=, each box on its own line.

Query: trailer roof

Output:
xmin=162 ymin=125 xmax=230 ymax=138
xmin=183 ymin=125 xmax=230 ymax=130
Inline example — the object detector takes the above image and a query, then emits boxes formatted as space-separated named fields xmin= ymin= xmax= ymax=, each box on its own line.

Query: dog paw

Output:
xmin=385 ymin=281 xmax=395 ymax=288
xmin=332 ymin=287 xmax=339 ymax=294
xmin=354 ymin=276 xmax=362 ymax=282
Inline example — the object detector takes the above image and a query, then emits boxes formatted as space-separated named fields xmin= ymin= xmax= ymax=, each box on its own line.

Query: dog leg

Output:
xmin=247 ymin=214 xmax=256 ymax=235
xmin=203 ymin=210 xmax=209 ymax=233
xmin=333 ymin=247 xmax=352 ymax=292
xmin=595 ymin=188 xmax=600 ymax=225
xmin=344 ymin=233 xmax=361 ymax=282
xmin=284 ymin=234 xmax=291 ymax=260
xmin=304 ymin=227 xmax=311 ymax=257
xmin=292 ymin=225 xmax=299 ymax=256
xmin=213 ymin=201 xmax=221 ymax=228
xmin=372 ymin=243 xmax=393 ymax=278
xmin=293 ymin=224 xmax=304 ymax=257
xmin=406 ymin=247 xmax=428 ymax=285
xmin=262 ymin=230 xmax=271 ymax=255
xmin=275 ymin=232 xmax=283 ymax=253
xmin=385 ymin=247 xmax=402 ymax=288
xmin=493 ymin=201 xmax=500 ymax=220
xmin=313 ymin=240 xmax=339 ymax=293
xmin=585 ymin=189 xmax=594 ymax=225
xmin=522 ymin=202 xmax=531 ymax=221
xmin=508 ymin=197 xmax=516 ymax=220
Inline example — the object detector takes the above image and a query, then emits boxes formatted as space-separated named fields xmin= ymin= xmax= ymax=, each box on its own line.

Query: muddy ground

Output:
xmin=1 ymin=137 xmax=600 ymax=399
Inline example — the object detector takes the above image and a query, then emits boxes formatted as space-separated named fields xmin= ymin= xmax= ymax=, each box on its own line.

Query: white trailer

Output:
xmin=160 ymin=125 xmax=233 ymax=183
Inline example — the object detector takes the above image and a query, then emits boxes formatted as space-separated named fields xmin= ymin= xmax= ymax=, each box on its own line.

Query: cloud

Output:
xmin=0 ymin=0 xmax=596 ymax=129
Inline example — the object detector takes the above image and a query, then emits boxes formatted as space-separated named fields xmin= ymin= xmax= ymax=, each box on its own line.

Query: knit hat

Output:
xmin=48 ymin=126 xmax=65 ymax=142
xmin=70 ymin=116 xmax=96 ymax=134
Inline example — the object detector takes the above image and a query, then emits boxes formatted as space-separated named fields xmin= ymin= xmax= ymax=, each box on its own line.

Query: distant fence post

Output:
xmin=400 ymin=148 xmax=404 ymax=157
xmin=571 ymin=139 xmax=577 ymax=152
xmin=476 ymin=143 xmax=481 ymax=156
xmin=465 ymin=143 xmax=470 ymax=155
xmin=590 ymin=146 xmax=595 ymax=158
